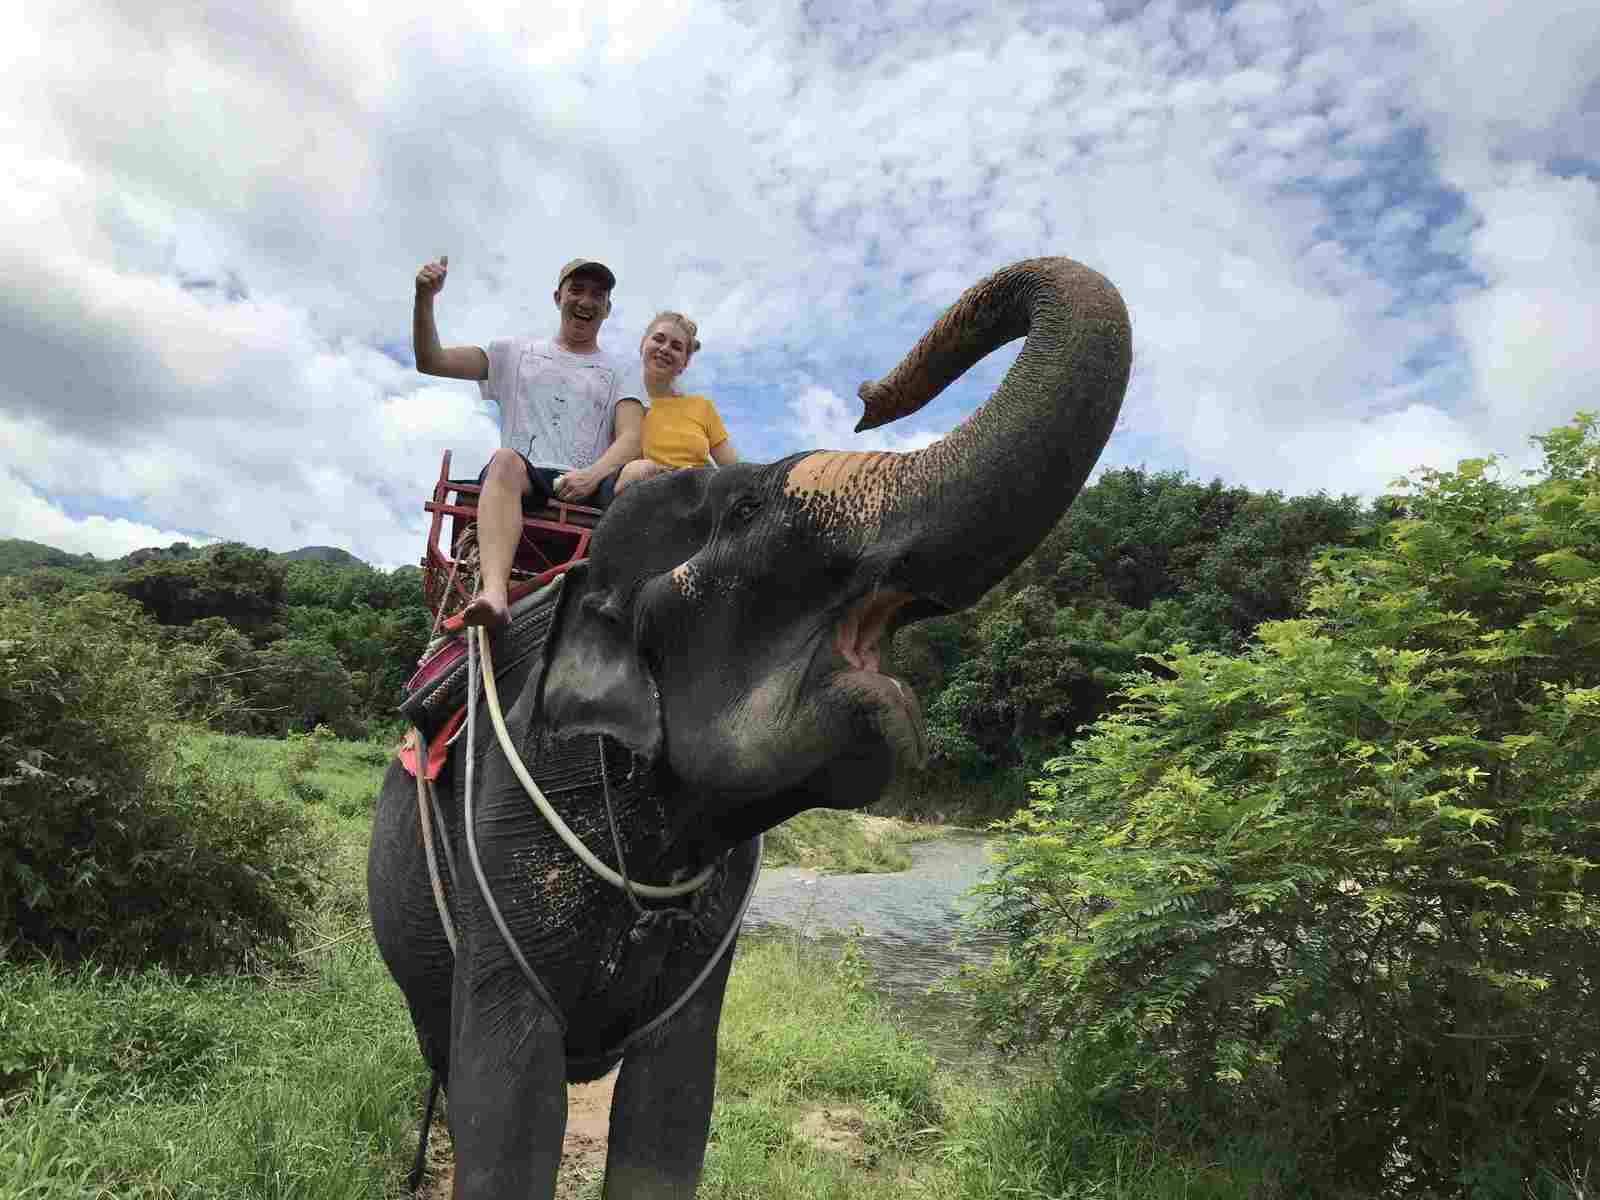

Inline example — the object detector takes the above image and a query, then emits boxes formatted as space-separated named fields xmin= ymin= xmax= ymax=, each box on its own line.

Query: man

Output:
xmin=413 ymin=254 xmax=644 ymax=629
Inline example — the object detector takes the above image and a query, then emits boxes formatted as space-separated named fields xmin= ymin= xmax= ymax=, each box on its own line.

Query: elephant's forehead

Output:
xmin=782 ymin=450 xmax=902 ymax=530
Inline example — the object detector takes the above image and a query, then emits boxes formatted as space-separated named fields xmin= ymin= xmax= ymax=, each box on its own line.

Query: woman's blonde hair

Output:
xmin=647 ymin=311 xmax=701 ymax=358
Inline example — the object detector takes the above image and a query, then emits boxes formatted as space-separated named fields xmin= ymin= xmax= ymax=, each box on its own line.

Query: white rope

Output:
xmin=474 ymin=625 xmax=715 ymax=899
xmin=464 ymin=622 xmax=566 ymax=1025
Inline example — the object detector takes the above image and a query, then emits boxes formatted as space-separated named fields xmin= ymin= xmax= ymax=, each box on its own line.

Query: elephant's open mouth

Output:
xmin=831 ymin=588 xmax=926 ymax=767
xmin=833 ymin=588 xmax=910 ymax=673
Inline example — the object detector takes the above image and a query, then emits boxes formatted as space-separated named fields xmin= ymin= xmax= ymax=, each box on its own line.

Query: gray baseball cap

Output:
xmin=557 ymin=258 xmax=617 ymax=290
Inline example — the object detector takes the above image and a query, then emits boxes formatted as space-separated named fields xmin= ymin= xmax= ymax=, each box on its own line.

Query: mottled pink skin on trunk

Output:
xmin=782 ymin=257 xmax=1132 ymax=614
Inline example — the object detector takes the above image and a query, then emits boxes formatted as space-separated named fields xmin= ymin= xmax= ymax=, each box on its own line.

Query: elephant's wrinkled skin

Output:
xmin=367 ymin=257 xmax=1132 ymax=1198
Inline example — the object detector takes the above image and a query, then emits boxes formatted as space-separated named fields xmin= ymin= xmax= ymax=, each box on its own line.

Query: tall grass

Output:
xmin=760 ymin=809 xmax=941 ymax=873
xmin=0 ymin=948 xmax=424 ymax=1198
xmin=177 ymin=726 xmax=395 ymax=821
xmin=5 ymin=729 xmax=1379 ymax=1200
xmin=701 ymin=934 xmax=944 ymax=1199
xmin=3 ymin=728 xmax=420 ymax=1198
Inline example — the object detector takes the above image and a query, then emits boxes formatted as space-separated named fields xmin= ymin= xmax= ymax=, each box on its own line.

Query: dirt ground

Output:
xmin=414 ymin=1069 xmax=616 ymax=1200
xmin=412 ymin=1073 xmax=874 ymax=1197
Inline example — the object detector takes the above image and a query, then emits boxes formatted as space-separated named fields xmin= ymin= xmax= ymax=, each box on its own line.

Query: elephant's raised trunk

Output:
xmin=784 ymin=257 xmax=1132 ymax=613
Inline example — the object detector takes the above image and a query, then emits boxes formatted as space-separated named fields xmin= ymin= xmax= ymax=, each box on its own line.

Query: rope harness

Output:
xmin=413 ymin=622 xmax=753 ymax=1018
xmin=407 ymin=605 xmax=761 ymax=1187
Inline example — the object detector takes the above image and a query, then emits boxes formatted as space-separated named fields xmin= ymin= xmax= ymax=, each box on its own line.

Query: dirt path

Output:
xmin=411 ymin=1074 xmax=885 ymax=1197
xmin=415 ymin=1069 xmax=617 ymax=1200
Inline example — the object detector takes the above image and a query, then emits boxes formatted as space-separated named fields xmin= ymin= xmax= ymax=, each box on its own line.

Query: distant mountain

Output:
xmin=276 ymin=545 xmax=367 ymax=567
xmin=0 ymin=538 xmax=103 ymax=575
xmin=0 ymin=538 xmax=369 ymax=577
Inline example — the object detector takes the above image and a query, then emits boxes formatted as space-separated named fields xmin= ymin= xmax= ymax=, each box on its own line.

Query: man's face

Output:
xmin=554 ymin=272 xmax=612 ymax=342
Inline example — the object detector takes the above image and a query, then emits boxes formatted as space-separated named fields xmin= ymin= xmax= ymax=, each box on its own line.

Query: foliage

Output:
xmin=0 ymin=948 xmax=422 ymax=1199
xmin=107 ymin=542 xmax=286 ymax=634
xmin=280 ymin=597 xmax=431 ymax=720
xmin=9 ymin=473 xmax=1360 ymax=806
xmin=936 ymin=1045 xmax=1295 ymax=1200
xmin=0 ymin=539 xmax=106 ymax=577
xmin=176 ymin=729 xmax=394 ymax=831
xmin=248 ymin=636 xmax=363 ymax=737
xmin=965 ymin=416 xmax=1600 ymax=1195
xmin=897 ymin=469 xmax=1367 ymax=776
xmin=0 ymin=593 xmax=324 ymax=970
xmin=763 ymin=810 xmax=940 ymax=873
xmin=168 ymin=615 xmax=262 ymax=729
xmin=281 ymin=725 xmax=336 ymax=804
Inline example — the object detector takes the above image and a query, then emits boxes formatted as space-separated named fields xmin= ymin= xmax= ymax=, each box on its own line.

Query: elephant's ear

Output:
xmin=535 ymin=562 xmax=662 ymax=761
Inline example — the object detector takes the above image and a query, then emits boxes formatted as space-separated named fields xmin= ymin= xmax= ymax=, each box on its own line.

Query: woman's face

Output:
xmin=640 ymin=320 xmax=692 ymax=382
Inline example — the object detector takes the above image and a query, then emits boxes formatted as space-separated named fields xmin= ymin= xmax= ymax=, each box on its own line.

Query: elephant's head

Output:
xmin=537 ymin=257 xmax=1131 ymax=852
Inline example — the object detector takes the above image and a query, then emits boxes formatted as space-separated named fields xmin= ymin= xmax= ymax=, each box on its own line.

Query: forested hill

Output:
xmin=0 ymin=539 xmax=106 ymax=575
xmin=0 ymin=538 xmax=427 ymax=738
xmin=884 ymin=467 xmax=1371 ymax=811
xmin=0 ymin=538 xmax=368 ymax=575
xmin=278 ymin=545 xmax=366 ymax=567
xmin=2 ymin=468 xmax=1373 ymax=807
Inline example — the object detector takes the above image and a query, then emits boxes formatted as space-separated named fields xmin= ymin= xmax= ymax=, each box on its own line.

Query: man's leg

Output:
xmin=461 ymin=448 xmax=533 ymax=629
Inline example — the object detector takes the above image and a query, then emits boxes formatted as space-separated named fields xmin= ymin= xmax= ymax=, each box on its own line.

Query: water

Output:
xmin=742 ymin=832 xmax=1009 ymax=1066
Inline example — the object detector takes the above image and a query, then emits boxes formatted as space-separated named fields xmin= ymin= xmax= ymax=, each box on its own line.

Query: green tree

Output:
xmin=908 ymin=470 xmax=1367 ymax=778
xmin=252 ymin=636 xmax=362 ymax=737
xmin=109 ymin=542 xmax=285 ymax=634
xmin=1 ymin=593 xmax=322 ymax=969
xmin=169 ymin=616 xmax=264 ymax=731
xmin=967 ymin=417 xmax=1600 ymax=1195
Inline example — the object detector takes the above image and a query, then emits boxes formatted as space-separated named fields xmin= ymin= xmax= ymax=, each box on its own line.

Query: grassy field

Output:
xmin=3 ymin=731 xmax=1328 ymax=1199
xmin=760 ymin=808 xmax=942 ymax=873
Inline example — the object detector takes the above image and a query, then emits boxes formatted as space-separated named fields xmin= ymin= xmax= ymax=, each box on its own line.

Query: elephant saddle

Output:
xmin=396 ymin=577 xmax=563 ymax=766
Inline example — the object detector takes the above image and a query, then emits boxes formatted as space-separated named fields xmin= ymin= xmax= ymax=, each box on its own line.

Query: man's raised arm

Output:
xmin=413 ymin=256 xmax=489 ymax=380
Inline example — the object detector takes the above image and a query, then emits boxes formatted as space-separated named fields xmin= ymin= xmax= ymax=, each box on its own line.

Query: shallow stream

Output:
xmin=742 ymin=831 xmax=1008 ymax=1067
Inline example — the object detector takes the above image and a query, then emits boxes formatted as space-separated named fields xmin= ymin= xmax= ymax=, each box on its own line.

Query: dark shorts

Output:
xmin=479 ymin=452 xmax=618 ymax=510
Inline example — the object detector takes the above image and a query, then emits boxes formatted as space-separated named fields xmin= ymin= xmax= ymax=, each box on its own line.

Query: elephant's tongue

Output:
xmin=834 ymin=589 xmax=914 ymax=673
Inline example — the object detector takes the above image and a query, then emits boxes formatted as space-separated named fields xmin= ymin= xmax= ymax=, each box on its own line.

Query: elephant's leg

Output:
xmin=447 ymin=946 xmax=568 ymax=1199
xmin=368 ymin=761 xmax=454 ymax=1078
xmin=601 ymin=941 xmax=737 ymax=1199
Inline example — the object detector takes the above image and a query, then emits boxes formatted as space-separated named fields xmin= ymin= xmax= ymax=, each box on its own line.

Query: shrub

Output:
xmin=281 ymin=725 xmax=333 ymax=804
xmin=1 ymin=592 xmax=324 ymax=970
xmin=965 ymin=416 xmax=1600 ymax=1195
xmin=252 ymin=636 xmax=363 ymax=737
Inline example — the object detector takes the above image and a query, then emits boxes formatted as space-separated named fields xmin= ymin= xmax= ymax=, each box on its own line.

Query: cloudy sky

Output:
xmin=4 ymin=0 xmax=1597 ymax=566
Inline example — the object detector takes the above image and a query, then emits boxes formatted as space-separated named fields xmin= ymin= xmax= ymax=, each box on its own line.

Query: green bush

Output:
xmin=904 ymin=471 xmax=1368 ymax=776
xmin=966 ymin=416 xmax=1600 ymax=1195
xmin=1 ymin=593 xmax=324 ymax=970
xmin=280 ymin=725 xmax=334 ymax=804
xmin=252 ymin=635 xmax=364 ymax=737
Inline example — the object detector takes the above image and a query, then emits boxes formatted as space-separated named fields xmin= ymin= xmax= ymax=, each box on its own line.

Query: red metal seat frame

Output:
xmin=420 ymin=449 xmax=600 ymax=620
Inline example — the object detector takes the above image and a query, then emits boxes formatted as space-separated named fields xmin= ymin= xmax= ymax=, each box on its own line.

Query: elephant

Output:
xmin=366 ymin=255 xmax=1132 ymax=1198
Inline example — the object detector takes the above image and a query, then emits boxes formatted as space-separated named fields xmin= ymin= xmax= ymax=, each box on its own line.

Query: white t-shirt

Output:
xmin=480 ymin=337 xmax=643 ymax=471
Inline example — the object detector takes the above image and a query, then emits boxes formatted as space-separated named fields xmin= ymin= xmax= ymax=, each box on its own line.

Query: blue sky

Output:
xmin=2 ymin=0 xmax=1597 ymax=567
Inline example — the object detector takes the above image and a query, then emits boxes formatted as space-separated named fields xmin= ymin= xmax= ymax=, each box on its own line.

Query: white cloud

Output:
xmin=0 ymin=471 xmax=216 ymax=560
xmin=784 ymin=384 xmax=946 ymax=455
xmin=0 ymin=0 xmax=1596 ymax=570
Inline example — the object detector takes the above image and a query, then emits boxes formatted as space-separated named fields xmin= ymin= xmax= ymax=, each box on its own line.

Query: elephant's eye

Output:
xmin=728 ymin=495 xmax=764 ymax=524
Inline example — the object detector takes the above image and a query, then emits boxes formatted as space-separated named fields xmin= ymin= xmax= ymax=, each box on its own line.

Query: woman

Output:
xmin=615 ymin=311 xmax=737 ymax=494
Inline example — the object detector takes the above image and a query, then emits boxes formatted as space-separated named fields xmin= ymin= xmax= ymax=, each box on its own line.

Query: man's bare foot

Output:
xmin=460 ymin=591 xmax=510 ymax=630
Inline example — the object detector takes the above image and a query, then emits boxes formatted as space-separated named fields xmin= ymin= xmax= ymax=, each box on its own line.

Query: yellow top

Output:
xmin=641 ymin=393 xmax=729 ymax=468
